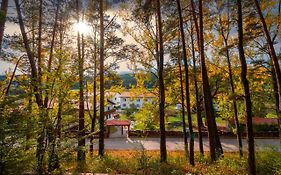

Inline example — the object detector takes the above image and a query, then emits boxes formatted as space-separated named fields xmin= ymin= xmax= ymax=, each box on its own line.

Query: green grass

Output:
xmin=167 ymin=115 xmax=230 ymax=131
xmin=62 ymin=149 xmax=281 ymax=175
xmin=6 ymin=148 xmax=281 ymax=175
xmin=167 ymin=115 xmax=204 ymax=131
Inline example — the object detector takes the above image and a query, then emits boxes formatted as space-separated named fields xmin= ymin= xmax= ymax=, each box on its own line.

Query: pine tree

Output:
xmin=156 ymin=0 xmax=167 ymax=163
xmin=176 ymin=0 xmax=194 ymax=165
xmin=237 ymin=0 xmax=256 ymax=174
xmin=253 ymin=0 xmax=281 ymax=149
xmin=99 ymin=0 xmax=105 ymax=156
xmin=190 ymin=0 xmax=223 ymax=161
xmin=76 ymin=0 xmax=86 ymax=164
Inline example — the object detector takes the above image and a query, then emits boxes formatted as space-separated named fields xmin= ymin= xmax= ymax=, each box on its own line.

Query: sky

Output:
xmin=0 ymin=0 xmax=21 ymax=75
xmin=0 ymin=0 xmax=131 ymax=75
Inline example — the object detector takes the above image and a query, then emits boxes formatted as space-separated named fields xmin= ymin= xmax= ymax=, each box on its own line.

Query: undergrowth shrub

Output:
xmin=65 ymin=150 xmax=281 ymax=175
xmin=256 ymin=148 xmax=281 ymax=175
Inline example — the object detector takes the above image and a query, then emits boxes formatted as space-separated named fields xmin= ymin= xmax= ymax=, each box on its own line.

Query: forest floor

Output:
xmin=66 ymin=150 xmax=281 ymax=175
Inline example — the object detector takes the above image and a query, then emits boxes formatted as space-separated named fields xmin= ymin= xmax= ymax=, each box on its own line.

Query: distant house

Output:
xmin=119 ymin=91 xmax=156 ymax=109
xmin=85 ymin=91 xmax=121 ymax=120
xmin=72 ymin=91 xmax=157 ymax=118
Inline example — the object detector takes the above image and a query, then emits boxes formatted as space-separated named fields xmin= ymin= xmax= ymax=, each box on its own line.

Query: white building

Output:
xmin=75 ymin=91 xmax=156 ymax=119
xmin=119 ymin=91 xmax=156 ymax=109
xmin=85 ymin=91 xmax=121 ymax=120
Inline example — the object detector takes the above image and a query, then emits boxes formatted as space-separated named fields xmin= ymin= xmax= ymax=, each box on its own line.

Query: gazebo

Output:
xmin=105 ymin=120 xmax=131 ymax=138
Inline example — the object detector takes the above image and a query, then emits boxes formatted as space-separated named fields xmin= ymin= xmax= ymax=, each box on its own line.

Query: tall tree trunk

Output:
xmin=191 ymin=0 xmax=223 ymax=161
xmin=0 ymin=0 xmax=8 ymax=53
xmin=271 ymin=61 xmax=280 ymax=146
xmin=156 ymin=0 xmax=167 ymax=163
xmin=218 ymin=1 xmax=243 ymax=156
xmin=14 ymin=1 xmax=46 ymax=173
xmin=237 ymin=1 xmax=256 ymax=174
xmin=56 ymin=13 xmax=65 ymax=147
xmin=176 ymin=0 xmax=194 ymax=165
xmin=177 ymin=39 xmax=189 ymax=161
xmin=99 ymin=0 xmax=105 ymax=156
xmin=47 ymin=105 xmax=61 ymax=172
xmin=48 ymin=33 xmax=64 ymax=173
xmin=14 ymin=0 xmax=42 ymax=106
xmin=90 ymin=28 xmax=98 ymax=156
xmin=44 ymin=1 xmax=60 ymax=108
xmin=37 ymin=0 xmax=43 ymax=97
xmin=76 ymin=0 xmax=86 ymax=164
xmin=224 ymin=38 xmax=243 ymax=157
xmin=272 ymin=65 xmax=279 ymax=113
xmin=26 ymin=86 xmax=33 ymax=150
xmin=57 ymin=99 xmax=62 ymax=140
xmin=48 ymin=124 xmax=59 ymax=173
xmin=190 ymin=22 xmax=204 ymax=155
xmin=155 ymin=13 xmax=160 ymax=70
xmin=253 ymin=0 xmax=281 ymax=149
xmin=4 ymin=56 xmax=22 ymax=96
xmin=57 ymin=11 xmax=64 ymax=140
xmin=37 ymin=2 xmax=47 ymax=173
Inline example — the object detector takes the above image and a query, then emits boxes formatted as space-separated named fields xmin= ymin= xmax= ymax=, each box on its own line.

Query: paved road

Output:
xmin=89 ymin=137 xmax=281 ymax=152
xmin=89 ymin=128 xmax=280 ymax=152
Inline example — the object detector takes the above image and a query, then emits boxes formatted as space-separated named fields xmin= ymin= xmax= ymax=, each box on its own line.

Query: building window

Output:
xmin=108 ymin=106 xmax=110 ymax=110
xmin=137 ymin=98 xmax=141 ymax=102
xmin=122 ymin=104 xmax=126 ymax=107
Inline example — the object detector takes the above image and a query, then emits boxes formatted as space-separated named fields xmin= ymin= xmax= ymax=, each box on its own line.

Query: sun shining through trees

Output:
xmin=73 ymin=21 xmax=91 ymax=35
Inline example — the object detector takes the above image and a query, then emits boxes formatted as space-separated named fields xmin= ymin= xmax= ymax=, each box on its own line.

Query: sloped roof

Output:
xmin=104 ymin=109 xmax=116 ymax=115
xmin=119 ymin=91 xmax=156 ymax=98
xmin=106 ymin=119 xmax=130 ymax=126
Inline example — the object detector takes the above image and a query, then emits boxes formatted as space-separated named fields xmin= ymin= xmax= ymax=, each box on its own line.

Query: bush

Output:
xmin=134 ymin=103 xmax=159 ymax=130
xmin=253 ymin=124 xmax=279 ymax=132
xmin=256 ymin=148 xmax=281 ymax=175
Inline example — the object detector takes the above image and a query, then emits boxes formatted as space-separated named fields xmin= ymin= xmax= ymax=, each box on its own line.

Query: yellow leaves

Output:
xmin=260 ymin=0 xmax=278 ymax=11
xmin=204 ymin=31 xmax=215 ymax=44
xmin=212 ymin=35 xmax=224 ymax=48
xmin=207 ymin=62 xmax=228 ymax=81
xmin=221 ymin=13 xmax=229 ymax=24
xmin=259 ymin=0 xmax=279 ymax=29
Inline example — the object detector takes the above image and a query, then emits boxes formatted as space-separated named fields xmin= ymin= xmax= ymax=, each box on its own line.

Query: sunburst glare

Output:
xmin=73 ymin=21 xmax=91 ymax=35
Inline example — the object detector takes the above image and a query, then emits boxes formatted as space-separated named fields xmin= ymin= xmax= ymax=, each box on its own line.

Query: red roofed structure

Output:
xmin=251 ymin=117 xmax=278 ymax=125
xmin=230 ymin=117 xmax=278 ymax=126
xmin=106 ymin=120 xmax=130 ymax=126
xmin=105 ymin=120 xmax=131 ymax=137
